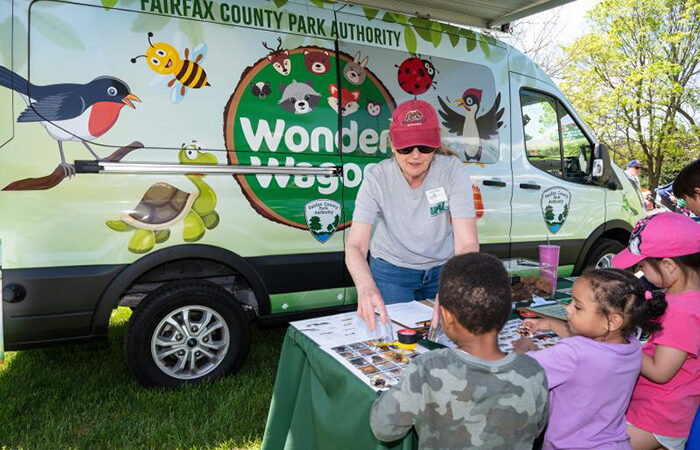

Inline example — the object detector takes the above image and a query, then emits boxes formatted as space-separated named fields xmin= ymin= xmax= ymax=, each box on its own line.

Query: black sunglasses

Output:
xmin=395 ymin=145 xmax=437 ymax=155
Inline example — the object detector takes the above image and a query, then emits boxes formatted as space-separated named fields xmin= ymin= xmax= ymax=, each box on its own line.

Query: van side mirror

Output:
xmin=591 ymin=159 xmax=604 ymax=177
xmin=591 ymin=143 xmax=621 ymax=189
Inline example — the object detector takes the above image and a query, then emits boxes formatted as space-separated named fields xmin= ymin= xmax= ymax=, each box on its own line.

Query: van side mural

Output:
xmin=0 ymin=66 xmax=140 ymax=176
xmin=343 ymin=51 xmax=369 ymax=85
xmin=437 ymin=91 xmax=504 ymax=161
xmin=328 ymin=84 xmax=360 ymax=116
xmin=472 ymin=184 xmax=484 ymax=220
xmin=304 ymin=49 xmax=331 ymax=74
xmin=396 ymin=55 xmax=437 ymax=95
xmin=224 ymin=43 xmax=395 ymax=232
xmin=366 ymin=99 xmax=382 ymax=116
xmin=250 ymin=81 xmax=271 ymax=98
xmin=130 ymin=32 xmax=210 ymax=104
xmin=278 ymin=80 xmax=321 ymax=114
xmin=263 ymin=37 xmax=291 ymax=76
xmin=105 ymin=141 xmax=219 ymax=253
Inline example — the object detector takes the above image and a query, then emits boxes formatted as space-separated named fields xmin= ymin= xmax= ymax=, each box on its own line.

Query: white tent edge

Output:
xmin=339 ymin=0 xmax=577 ymax=29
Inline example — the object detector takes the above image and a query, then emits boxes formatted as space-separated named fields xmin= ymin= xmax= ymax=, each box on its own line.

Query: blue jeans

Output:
xmin=369 ymin=255 xmax=442 ymax=305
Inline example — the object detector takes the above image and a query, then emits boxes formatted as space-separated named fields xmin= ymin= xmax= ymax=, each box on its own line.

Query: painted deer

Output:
xmin=263 ymin=37 xmax=291 ymax=76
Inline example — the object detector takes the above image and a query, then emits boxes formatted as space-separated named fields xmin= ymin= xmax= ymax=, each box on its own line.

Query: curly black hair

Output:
xmin=672 ymin=159 xmax=700 ymax=200
xmin=438 ymin=252 xmax=511 ymax=335
xmin=581 ymin=268 xmax=667 ymax=337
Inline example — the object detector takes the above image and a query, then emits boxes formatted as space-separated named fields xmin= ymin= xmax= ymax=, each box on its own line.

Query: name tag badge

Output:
xmin=426 ymin=187 xmax=448 ymax=217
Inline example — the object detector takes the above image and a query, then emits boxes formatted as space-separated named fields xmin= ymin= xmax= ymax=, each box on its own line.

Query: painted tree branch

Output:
xmin=3 ymin=141 xmax=144 ymax=191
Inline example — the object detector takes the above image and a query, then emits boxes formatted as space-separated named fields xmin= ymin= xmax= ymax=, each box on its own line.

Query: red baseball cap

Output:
xmin=612 ymin=212 xmax=700 ymax=268
xmin=389 ymin=99 xmax=441 ymax=150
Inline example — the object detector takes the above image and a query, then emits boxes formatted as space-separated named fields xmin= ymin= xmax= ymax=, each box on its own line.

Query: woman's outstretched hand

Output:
xmin=357 ymin=284 xmax=388 ymax=331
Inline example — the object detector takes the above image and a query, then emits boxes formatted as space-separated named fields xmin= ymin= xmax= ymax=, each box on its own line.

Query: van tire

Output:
xmin=124 ymin=280 xmax=250 ymax=388
xmin=582 ymin=238 xmax=625 ymax=272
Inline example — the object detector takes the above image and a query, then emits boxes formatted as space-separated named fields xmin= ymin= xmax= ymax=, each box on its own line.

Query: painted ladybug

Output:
xmin=396 ymin=56 xmax=436 ymax=95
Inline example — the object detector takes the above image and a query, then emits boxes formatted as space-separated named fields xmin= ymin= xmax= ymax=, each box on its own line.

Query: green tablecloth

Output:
xmin=262 ymin=326 xmax=417 ymax=450
xmin=262 ymin=277 xmax=576 ymax=450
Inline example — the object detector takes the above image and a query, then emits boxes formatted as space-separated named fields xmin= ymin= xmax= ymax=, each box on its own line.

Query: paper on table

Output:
xmin=291 ymin=311 xmax=395 ymax=348
xmin=324 ymin=339 xmax=428 ymax=392
xmin=526 ymin=303 xmax=569 ymax=321
xmin=385 ymin=301 xmax=434 ymax=328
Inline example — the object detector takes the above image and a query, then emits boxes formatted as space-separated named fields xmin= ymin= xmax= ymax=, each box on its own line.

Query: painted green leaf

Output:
xmin=363 ymin=7 xmax=378 ymax=21
xmin=403 ymin=25 xmax=417 ymax=54
xmin=460 ymin=28 xmax=477 ymax=52
xmin=482 ymin=34 xmax=498 ymax=46
xmin=442 ymin=24 xmax=460 ymax=47
xmin=33 ymin=12 xmax=85 ymax=50
xmin=179 ymin=20 xmax=204 ymax=48
xmin=408 ymin=17 xmax=431 ymax=42
xmin=309 ymin=0 xmax=335 ymax=7
xmin=489 ymin=48 xmax=505 ymax=63
xmin=465 ymin=37 xmax=476 ymax=52
xmin=131 ymin=12 xmax=170 ymax=33
xmin=429 ymin=21 xmax=442 ymax=47
xmin=381 ymin=12 xmax=396 ymax=23
xmin=273 ymin=0 xmax=288 ymax=7
xmin=478 ymin=36 xmax=491 ymax=57
xmin=393 ymin=13 xmax=408 ymax=25
xmin=101 ymin=0 xmax=119 ymax=8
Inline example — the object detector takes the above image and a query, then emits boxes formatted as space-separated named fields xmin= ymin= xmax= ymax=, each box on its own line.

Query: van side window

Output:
xmin=521 ymin=89 xmax=593 ymax=183
xmin=559 ymin=108 xmax=593 ymax=183
xmin=521 ymin=90 xmax=562 ymax=178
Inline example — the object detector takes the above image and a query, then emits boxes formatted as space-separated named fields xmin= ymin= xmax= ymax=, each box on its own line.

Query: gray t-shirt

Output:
xmin=370 ymin=349 xmax=549 ymax=450
xmin=352 ymin=154 xmax=475 ymax=270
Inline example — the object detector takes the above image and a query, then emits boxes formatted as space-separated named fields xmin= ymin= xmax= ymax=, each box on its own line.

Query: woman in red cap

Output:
xmin=345 ymin=99 xmax=479 ymax=329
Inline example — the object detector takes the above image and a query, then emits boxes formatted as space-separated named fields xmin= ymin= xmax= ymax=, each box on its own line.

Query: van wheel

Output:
xmin=124 ymin=280 xmax=250 ymax=388
xmin=583 ymin=238 xmax=625 ymax=271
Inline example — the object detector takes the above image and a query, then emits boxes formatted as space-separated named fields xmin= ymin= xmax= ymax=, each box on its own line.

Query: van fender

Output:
xmin=573 ymin=220 xmax=633 ymax=274
xmin=91 ymin=244 xmax=270 ymax=335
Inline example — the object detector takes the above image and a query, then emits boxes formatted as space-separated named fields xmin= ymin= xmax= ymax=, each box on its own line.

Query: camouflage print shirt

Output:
xmin=370 ymin=348 xmax=549 ymax=450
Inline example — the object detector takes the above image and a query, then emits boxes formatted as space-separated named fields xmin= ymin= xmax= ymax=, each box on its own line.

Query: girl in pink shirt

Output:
xmin=612 ymin=212 xmax=700 ymax=450
xmin=514 ymin=269 xmax=667 ymax=450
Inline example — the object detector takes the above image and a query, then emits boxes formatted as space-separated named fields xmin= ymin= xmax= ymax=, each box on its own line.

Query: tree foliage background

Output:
xmin=557 ymin=0 xmax=699 ymax=189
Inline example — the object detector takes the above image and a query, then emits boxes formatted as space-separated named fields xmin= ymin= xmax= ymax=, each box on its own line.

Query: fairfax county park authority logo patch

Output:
xmin=540 ymin=187 xmax=571 ymax=234
xmin=305 ymin=199 xmax=341 ymax=243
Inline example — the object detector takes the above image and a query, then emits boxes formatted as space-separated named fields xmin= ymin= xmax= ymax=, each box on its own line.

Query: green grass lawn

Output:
xmin=0 ymin=307 xmax=287 ymax=449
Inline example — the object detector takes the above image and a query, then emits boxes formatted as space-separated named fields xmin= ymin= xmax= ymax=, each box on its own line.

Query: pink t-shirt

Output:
xmin=627 ymin=291 xmax=700 ymax=437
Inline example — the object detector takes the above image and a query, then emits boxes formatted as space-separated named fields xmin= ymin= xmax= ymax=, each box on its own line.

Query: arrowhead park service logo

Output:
xmin=305 ymin=199 xmax=341 ymax=243
xmin=541 ymin=187 xmax=571 ymax=234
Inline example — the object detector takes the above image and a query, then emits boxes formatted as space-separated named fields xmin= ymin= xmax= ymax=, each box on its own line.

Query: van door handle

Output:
xmin=482 ymin=179 xmax=506 ymax=187
xmin=519 ymin=183 xmax=541 ymax=190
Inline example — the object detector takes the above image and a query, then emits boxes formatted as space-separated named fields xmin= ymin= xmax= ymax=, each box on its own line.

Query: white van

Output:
xmin=0 ymin=0 xmax=643 ymax=386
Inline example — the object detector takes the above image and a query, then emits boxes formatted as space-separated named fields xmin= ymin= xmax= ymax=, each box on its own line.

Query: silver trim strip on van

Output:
xmin=74 ymin=160 xmax=342 ymax=176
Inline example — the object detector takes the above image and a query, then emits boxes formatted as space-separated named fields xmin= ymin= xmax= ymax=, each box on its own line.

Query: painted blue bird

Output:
xmin=0 ymin=66 xmax=140 ymax=176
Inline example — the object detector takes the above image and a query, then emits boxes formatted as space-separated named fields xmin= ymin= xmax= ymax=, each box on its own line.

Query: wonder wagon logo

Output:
xmin=224 ymin=42 xmax=395 ymax=233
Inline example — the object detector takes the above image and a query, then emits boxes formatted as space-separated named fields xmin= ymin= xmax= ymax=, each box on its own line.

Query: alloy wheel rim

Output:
xmin=596 ymin=253 xmax=615 ymax=269
xmin=151 ymin=305 xmax=230 ymax=380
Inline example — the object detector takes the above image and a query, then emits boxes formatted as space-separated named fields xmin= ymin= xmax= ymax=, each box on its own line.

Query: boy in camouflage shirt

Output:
xmin=370 ymin=253 xmax=549 ymax=449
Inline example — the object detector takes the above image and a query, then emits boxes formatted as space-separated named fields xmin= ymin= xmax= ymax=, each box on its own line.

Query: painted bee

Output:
xmin=131 ymin=32 xmax=210 ymax=104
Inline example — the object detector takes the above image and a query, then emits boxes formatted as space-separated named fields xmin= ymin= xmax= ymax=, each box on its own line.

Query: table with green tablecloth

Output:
xmin=261 ymin=324 xmax=417 ymax=450
xmin=262 ymin=278 xmax=576 ymax=450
